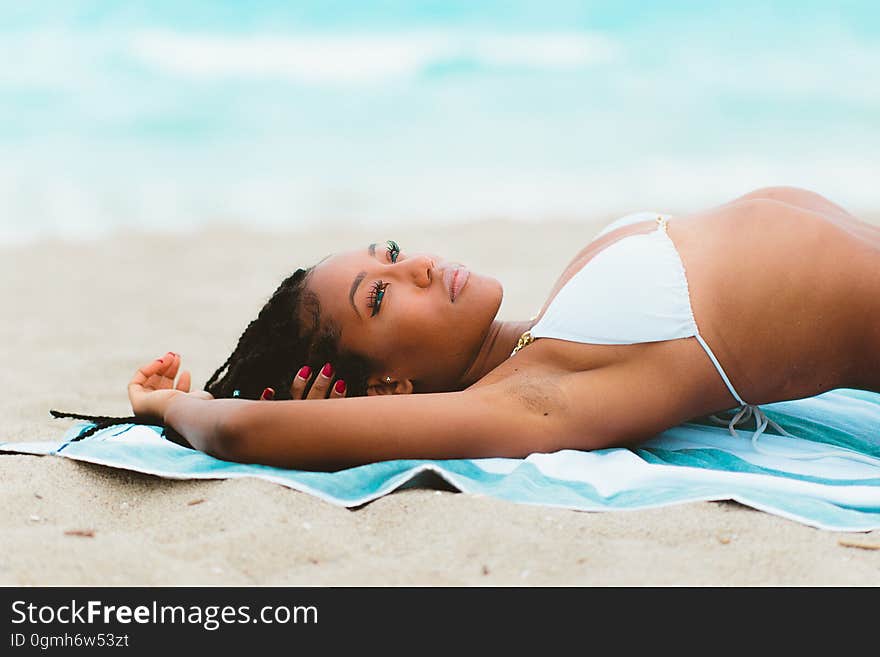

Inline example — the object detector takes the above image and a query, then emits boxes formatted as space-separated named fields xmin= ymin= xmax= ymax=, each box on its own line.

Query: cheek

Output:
xmin=389 ymin=301 xmax=449 ymax=346
xmin=400 ymin=306 xmax=445 ymax=335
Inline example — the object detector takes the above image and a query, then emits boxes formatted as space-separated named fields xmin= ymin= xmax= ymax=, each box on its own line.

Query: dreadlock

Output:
xmin=48 ymin=409 xmax=168 ymax=442
xmin=203 ymin=266 xmax=372 ymax=400
xmin=51 ymin=266 xmax=374 ymax=445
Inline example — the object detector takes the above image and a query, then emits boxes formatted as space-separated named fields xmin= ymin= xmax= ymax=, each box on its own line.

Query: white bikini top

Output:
xmin=510 ymin=211 xmax=862 ymax=462
xmin=529 ymin=212 xmax=698 ymax=347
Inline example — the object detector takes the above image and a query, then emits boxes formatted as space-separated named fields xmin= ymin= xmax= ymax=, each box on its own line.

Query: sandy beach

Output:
xmin=2 ymin=215 xmax=879 ymax=586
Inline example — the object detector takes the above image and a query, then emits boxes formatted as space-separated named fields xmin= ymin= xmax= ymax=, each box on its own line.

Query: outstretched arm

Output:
xmin=131 ymin=353 xmax=566 ymax=470
xmin=165 ymin=387 xmax=561 ymax=470
xmin=132 ymin=352 xmax=691 ymax=470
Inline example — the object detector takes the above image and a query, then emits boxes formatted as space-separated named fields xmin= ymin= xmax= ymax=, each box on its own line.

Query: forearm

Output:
xmin=163 ymin=395 xmax=244 ymax=457
xmin=227 ymin=392 xmax=491 ymax=470
xmin=163 ymin=394 xmax=417 ymax=467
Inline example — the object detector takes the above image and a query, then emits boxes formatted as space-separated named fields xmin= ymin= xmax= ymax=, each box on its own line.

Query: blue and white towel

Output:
xmin=2 ymin=389 xmax=879 ymax=531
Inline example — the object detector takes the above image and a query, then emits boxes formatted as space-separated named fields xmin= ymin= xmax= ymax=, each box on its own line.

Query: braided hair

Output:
xmin=51 ymin=266 xmax=373 ymax=445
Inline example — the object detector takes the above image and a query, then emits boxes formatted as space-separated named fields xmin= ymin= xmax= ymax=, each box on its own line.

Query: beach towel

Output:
xmin=2 ymin=389 xmax=879 ymax=531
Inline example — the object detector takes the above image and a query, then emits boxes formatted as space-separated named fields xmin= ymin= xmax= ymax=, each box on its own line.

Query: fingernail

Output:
xmin=297 ymin=365 xmax=311 ymax=380
xmin=334 ymin=380 xmax=346 ymax=394
xmin=260 ymin=387 xmax=275 ymax=401
xmin=321 ymin=363 xmax=333 ymax=377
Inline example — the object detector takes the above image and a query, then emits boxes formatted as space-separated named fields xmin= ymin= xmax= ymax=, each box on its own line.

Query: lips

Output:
xmin=443 ymin=266 xmax=469 ymax=302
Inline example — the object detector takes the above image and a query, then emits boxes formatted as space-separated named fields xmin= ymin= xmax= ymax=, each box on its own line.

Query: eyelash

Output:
xmin=367 ymin=240 xmax=401 ymax=317
xmin=367 ymin=280 xmax=388 ymax=317
xmin=386 ymin=240 xmax=400 ymax=263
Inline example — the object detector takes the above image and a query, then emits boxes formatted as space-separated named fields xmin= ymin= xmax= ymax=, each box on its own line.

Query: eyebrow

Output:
xmin=348 ymin=243 xmax=378 ymax=319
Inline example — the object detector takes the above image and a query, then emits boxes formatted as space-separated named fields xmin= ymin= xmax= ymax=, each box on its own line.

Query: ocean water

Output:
xmin=1 ymin=1 xmax=878 ymax=243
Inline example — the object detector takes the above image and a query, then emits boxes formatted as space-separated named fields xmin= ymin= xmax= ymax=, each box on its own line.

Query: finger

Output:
xmin=175 ymin=369 xmax=192 ymax=392
xmin=163 ymin=353 xmax=182 ymax=385
xmin=289 ymin=365 xmax=312 ymax=399
xmin=329 ymin=379 xmax=346 ymax=399
xmin=260 ymin=387 xmax=275 ymax=401
xmin=130 ymin=353 xmax=174 ymax=387
xmin=306 ymin=362 xmax=334 ymax=400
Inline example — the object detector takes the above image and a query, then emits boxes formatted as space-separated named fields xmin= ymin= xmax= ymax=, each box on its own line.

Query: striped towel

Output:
xmin=2 ymin=388 xmax=879 ymax=531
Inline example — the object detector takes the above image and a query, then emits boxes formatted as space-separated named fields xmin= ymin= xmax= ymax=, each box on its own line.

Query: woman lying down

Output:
xmin=54 ymin=187 xmax=880 ymax=471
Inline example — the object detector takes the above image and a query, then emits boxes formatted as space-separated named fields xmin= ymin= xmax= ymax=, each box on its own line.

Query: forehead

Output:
xmin=306 ymin=248 xmax=368 ymax=322
xmin=310 ymin=248 xmax=366 ymax=288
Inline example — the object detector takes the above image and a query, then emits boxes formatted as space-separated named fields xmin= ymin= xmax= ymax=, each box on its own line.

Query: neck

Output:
xmin=456 ymin=318 xmax=534 ymax=389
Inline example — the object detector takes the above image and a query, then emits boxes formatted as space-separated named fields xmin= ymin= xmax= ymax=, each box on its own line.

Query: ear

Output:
xmin=366 ymin=376 xmax=414 ymax=396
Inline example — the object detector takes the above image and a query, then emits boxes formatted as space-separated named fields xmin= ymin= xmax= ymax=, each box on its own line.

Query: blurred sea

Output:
xmin=1 ymin=1 xmax=878 ymax=244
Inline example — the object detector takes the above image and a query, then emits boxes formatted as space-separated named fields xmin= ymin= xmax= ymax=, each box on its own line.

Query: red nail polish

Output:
xmin=260 ymin=387 xmax=275 ymax=400
xmin=334 ymin=380 xmax=346 ymax=394
xmin=321 ymin=363 xmax=333 ymax=377
xmin=298 ymin=365 xmax=311 ymax=379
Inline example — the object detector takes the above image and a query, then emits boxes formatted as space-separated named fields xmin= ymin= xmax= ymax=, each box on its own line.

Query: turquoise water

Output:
xmin=2 ymin=1 xmax=878 ymax=242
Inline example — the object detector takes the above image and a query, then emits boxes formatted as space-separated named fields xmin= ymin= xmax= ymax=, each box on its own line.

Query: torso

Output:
xmin=472 ymin=199 xmax=880 ymax=418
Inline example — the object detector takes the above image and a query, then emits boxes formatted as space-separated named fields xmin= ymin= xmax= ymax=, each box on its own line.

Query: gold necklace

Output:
xmin=511 ymin=330 xmax=534 ymax=356
xmin=511 ymin=315 xmax=539 ymax=356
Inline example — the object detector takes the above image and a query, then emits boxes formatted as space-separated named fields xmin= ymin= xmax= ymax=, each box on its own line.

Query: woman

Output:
xmin=97 ymin=187 xmax=880 ymax=470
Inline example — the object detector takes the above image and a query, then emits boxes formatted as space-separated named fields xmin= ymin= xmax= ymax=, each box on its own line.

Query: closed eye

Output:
xmin=367 ymin=280 xmax=387 ymax=317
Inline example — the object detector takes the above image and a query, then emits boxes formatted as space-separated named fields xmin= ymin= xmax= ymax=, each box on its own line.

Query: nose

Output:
xmin=400 ymin=254 xmax=434 ymax=288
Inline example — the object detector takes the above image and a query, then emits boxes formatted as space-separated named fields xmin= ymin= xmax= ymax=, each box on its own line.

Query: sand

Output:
xmin=2 ymin=216 xmax=879 ymax=586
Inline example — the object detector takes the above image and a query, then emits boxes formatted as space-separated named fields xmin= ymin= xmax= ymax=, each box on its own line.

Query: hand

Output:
xmin=286 ymin=363 xmax=347 ymax=400
xmin=128 ymin=352 xmax=213 ymax=420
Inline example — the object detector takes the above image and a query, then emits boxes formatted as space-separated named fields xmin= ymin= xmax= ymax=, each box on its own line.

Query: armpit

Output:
xmin=499 ymin=373 xmax=570 ymax=419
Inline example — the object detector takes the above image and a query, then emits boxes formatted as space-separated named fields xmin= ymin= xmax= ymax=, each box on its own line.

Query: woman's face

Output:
xmin=304 ymin=239 xmax=503 ymax=393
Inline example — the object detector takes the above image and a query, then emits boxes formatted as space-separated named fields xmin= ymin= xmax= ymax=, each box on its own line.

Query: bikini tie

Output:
xmin=709 ymin=404 xmax=793 ymax=449
xmin=709 ymin=404 xmax=880 ymax=465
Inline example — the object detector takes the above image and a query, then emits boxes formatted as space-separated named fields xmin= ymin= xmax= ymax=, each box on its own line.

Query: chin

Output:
xmin=483 ymin=275 xmax=504 ymax=306
xmin=468 ymin=274 xmax=503 ymax=319
xmin=454 ymin=269 xmax=489 ymax=297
